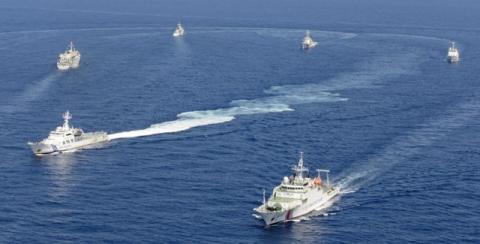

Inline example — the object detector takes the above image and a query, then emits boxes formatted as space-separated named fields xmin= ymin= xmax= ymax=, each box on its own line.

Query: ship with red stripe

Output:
xmin=253 ymin=152 xmax=339 ymax=226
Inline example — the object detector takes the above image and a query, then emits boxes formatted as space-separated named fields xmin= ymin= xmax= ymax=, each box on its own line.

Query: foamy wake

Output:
xmin=109 ymin=101 xmax=313 ymax=140
xmin=336 ymin=98 xmax=480 ymax=192
xmin=108 ymin=115 xmax=235 ymax=140
xmin=308 ymin=99 xmax=480 ymax=217
xmin=0 ymin=72 xmax=61 ymax=114
xmin=108 ymin=54 xmax=416 ymax=141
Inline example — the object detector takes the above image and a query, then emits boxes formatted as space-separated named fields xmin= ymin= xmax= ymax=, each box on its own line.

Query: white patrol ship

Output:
xmin=447 ymin=41 xmax=460 ymax=63
xmin=172 ymin=23 xmax=185 ymax=37
xmin=253 ymin=152 xmax=339 ymax=225
xmin=301 ymin=30 xmax=318 ymax=50
xmin=28 ymin=111 xmax=108 ymax=156
xmin=57 ymin=42 xmax=81 ymax=71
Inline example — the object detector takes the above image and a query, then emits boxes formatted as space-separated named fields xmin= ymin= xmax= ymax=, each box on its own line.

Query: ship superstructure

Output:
xmin=301 ymin=30 xmax=318 ymax=50
xmin=172 ymin=23 xmax=185 ymax=37
xmin=28 ymin=111 xmax=108 ymax=156
xmin=253 ymin=152 xmax=339 ymax=225
xmin=447 ymin=41 xmax=460 ymax=63
xmin=57 ymin=42 xmax=81 ymax=71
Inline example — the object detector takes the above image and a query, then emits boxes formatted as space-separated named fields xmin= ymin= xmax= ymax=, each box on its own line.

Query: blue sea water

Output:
xmin=1 ymin=1 xmax=480 ymax=243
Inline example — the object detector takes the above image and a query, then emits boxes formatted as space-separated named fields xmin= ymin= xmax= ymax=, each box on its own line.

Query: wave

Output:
xmin=108 ymin=53 xmax=416 ymax=141
xmin=337 ymin=98 xmax=480 ymax=193
xmin=108 ymin=114 xmax=235 ymax=140
xmin=0 ymin=27 xmax=162 ymax=38
xmin=108 ymin=89 xmax=346 ymax=140
xmin=0 ymin=72 xmax=61 ymax=114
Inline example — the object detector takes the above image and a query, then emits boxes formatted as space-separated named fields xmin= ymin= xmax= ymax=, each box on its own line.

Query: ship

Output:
xmin=28 ymin=111 xmax=108 ymax=156
xmin=447 ymin=41 xmax=460 ymax=63
xmin=301 ymin=30 xmax=318 ymax=50
xmin=172 ymin=23 xmax=185 ymax=37
xmin=57 ymin=42 xmax=81 ymax=71
xmin=253 ymin=152 xmax=339 ymax=226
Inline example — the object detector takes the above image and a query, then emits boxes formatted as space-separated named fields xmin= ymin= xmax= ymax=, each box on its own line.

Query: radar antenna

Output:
xmin=262 ymin=189 xmax=266 ymax=206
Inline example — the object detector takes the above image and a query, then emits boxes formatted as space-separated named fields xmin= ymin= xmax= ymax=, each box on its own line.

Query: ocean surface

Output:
xmin=1 ymin=1 xmax=480 ymax=243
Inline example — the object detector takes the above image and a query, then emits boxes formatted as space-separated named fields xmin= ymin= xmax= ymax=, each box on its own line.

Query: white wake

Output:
xmin=336 ymin=98 xmax=480 ymax=193
xmin=108 ymin=54 xmax=415 ymax=141
xmin=108 ymin=93 xmax=346 ymax=140
xmin=0 ymin=72 xmax=61 ymax=114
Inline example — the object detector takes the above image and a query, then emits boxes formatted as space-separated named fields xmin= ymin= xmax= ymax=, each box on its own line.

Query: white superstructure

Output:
xmin=253 ymin=152 xmax=339 ymax=225
xmin=172 ymin=23 xmax=185 ymax=37
xmin=28 ymin=111 xmax=108 ymax=156
xmin=301 ymin=30 xmax=318 ymax=50
xmin=447 ymin=41 xmax=460 ymax=63
xmin=57 ymin=42 xmax=81 ymax=71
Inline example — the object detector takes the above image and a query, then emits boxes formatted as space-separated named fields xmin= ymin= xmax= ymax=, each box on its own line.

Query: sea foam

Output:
xmin=108 ymin=54 xmax=415 ymax=141
xmin=0 ymin=72 xmax=61 ymax=114
xmin=336 ymin=98 xmax=480 ymax=192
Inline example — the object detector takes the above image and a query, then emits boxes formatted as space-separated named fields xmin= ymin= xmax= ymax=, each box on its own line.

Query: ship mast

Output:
xmin=262 ymin=189 xmax=266 ymax=206
xmin=63 ymin=111 xmax=72 ymax=129
xmin=292 ymin=152 xmax=308 ymax=179
xmin=449 ymin=41 xmax=457 ymax=52
xmin=298 ymin=151 xmax=304 ymax=168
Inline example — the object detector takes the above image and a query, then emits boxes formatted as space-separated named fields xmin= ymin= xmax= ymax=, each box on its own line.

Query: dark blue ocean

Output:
xmin=1 ymin=0 xmax=480 ymax=243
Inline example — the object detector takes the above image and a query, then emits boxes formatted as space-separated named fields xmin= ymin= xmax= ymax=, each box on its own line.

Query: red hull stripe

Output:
xmin=286 ymin=210 xmax=292 ymax=220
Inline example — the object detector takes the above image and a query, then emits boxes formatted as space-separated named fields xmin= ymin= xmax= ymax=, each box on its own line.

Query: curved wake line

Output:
xmin=0 ymin=27 xmax=163 ymax=37
xmin=0 ymin=72 xmax=62 ymax=114
xmin=108 ymin=89 xmax=346 ymax=140
xmin=0 ymin=25 xmax=443 ymax=43
xmin=336 ymin=98 xmax=480 ymax=193
xmin=108 ymin=115 xmax=235 ymax=140
xmin=108 ymin=53 xmax=416 ymax=141
xmin=108 ymin=103 xmax=298 ymax=140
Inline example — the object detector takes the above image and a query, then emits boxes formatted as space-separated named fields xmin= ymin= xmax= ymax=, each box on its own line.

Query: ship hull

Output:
xmin=57 ymin=56 xmax=81 ymax=70
xmin=28 ymin=143 xmax=58 ymax=155
xmin=254 ymin=187 xmax=339 ymax=226
xmin=447 ymin=56 xmax=459 ymax=63
xmin=28 ymin=132 xmax=108 ymax=156
xmin=302 ymin=42 xmax=318 ymax=50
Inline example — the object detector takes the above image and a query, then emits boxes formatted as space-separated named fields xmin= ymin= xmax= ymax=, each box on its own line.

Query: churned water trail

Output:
xmin=109 ymin=54 xmax=416 ymax=140
xmin=0 ymin=72 xmax=62 ymax=114
xmin=337 ymin=98 xmax=480 ymax=192
xmin=108 ymin=53 xmax=416 ymax=141
xmin=0 ymin=27 xmax=163 ymax=37
xmin=107 ymin=93 xmax=341 ymax=140
xmin=293 ymin=97 xmax=480 ymax=222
